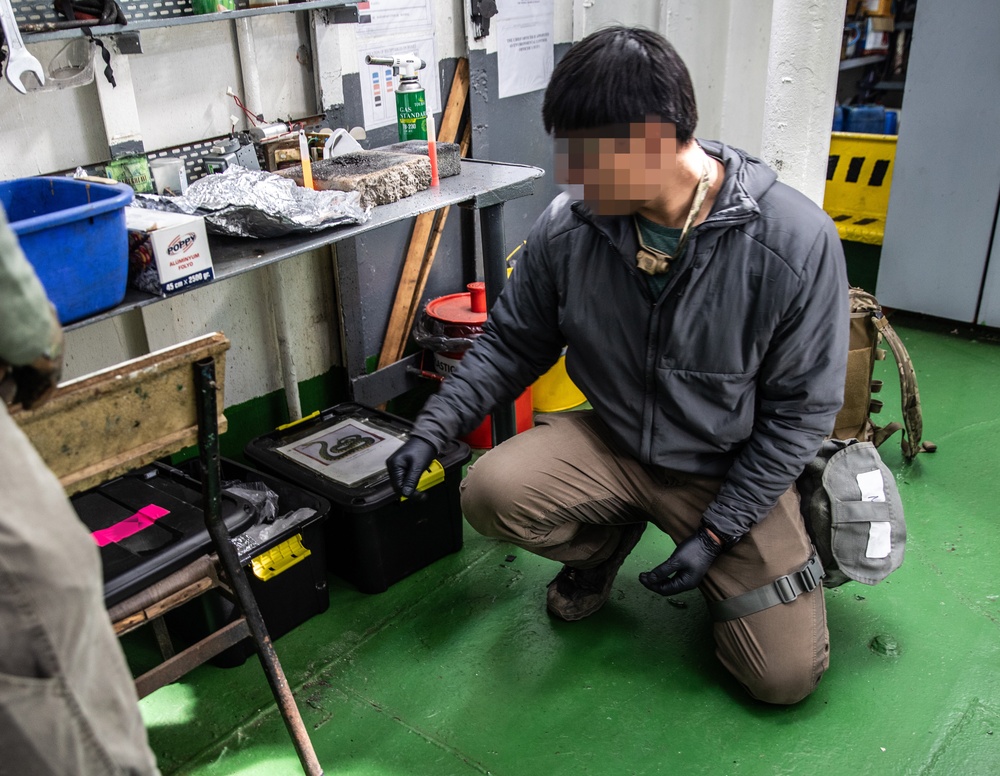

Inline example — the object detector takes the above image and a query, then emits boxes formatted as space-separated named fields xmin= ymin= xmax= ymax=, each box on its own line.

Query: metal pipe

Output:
xmin=235 ymin=18 xmax=263 ymax=122
xmin=479 ymin=203 xmax=517 ymax=445
xmin=264 ymin=267 xmax=303 ymax=421
xmin=194 ymin=358 xmax=322 ymax=775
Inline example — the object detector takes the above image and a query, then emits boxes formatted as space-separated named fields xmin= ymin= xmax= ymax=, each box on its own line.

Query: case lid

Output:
xmin=244 ymin=402 xmax=471 ymax=512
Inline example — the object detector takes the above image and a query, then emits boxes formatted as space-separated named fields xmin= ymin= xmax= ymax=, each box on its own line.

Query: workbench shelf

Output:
xmin=16 ymin=0 xmax=359 ymax=45
xmin=67 ymin=158 xmax=543 ymax=414
xmin=66 ymin=159 xmax=540 ymax=331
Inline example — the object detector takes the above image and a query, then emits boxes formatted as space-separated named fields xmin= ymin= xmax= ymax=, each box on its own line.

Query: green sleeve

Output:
xmin=0 ymin=205 xmax=60 ymax=366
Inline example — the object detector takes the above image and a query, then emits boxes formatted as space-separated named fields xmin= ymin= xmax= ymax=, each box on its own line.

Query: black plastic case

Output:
xmin=72 ymin=465 xmax=256 ymax=607
xmin=244 ymin=402 xmax=471 ymax=593
xmin=165 ymin=459 xmax=331 ymax=667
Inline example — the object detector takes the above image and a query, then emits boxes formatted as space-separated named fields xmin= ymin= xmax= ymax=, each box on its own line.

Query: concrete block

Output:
xmin=382 ymin=141 xmax=462 ymax=178
xmin=278 ymin=151 xmax=431 ymax=208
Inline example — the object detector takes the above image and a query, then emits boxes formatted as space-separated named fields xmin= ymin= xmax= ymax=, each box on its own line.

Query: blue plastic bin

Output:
xmin=844 ymin=105 xmax=886 ymax=135
xmin=0 ymin=177 xmax=133 ymax=323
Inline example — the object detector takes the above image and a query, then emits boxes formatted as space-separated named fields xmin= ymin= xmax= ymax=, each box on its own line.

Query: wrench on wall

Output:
xmin=0 ymin=0 xmax=45 ymax=93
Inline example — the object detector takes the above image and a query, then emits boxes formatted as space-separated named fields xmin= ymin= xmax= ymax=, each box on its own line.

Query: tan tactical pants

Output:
xmin=0 ymin=405 xmax=161 ymax=775
xmin=461 ymin=411 xmax=828 ymax=705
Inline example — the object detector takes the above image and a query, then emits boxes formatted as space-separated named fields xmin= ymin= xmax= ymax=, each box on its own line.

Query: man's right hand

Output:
xmin=386 ymin=436 xmax=438 ymax=498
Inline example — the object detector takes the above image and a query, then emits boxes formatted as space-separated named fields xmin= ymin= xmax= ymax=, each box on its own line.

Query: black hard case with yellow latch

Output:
xmin=244 ymin=402 xmax=471 ymax=594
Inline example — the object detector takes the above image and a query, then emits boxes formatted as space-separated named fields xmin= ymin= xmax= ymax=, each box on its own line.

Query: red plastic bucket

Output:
xmin=426 ymin=282 xmax=533 ymax=449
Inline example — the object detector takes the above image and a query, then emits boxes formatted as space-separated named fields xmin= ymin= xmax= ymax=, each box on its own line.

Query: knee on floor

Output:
xmin=742 ymin=662 xmax=826 ymax=706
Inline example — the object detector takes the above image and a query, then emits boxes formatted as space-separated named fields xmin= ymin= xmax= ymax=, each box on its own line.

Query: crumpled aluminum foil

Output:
xmin=129 ymin=166 xmax=371 ymax=238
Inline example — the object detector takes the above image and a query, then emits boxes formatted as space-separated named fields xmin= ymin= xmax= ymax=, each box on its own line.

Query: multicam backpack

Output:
xmin=832 ymin=287 xmax=935 ymax=459
xmin=799 ymin=288 xmax=934 ymax=589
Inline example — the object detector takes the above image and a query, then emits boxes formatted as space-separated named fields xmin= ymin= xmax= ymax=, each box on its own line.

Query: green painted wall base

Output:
xmin=172 ymin=367 xmax=349 ymax=464
xmin=843 ymin=240 xmax=881 ymax=294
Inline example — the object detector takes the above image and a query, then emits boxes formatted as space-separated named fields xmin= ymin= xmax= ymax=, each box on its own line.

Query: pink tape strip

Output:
xmin=91 ymin=504 xmax=171 ymax=547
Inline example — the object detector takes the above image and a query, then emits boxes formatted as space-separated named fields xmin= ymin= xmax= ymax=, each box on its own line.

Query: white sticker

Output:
xmin=866 ymin=521 xmax=892 ymax=558
xmin=857 ymin=469 xmax=887 ymax=502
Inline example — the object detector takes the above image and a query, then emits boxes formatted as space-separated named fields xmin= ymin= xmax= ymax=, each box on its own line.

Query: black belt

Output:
xmin=708 ymin=553 xmax=824 ymax=622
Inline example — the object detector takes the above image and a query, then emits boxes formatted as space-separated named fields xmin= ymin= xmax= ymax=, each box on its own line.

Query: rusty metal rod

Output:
xmin=194 ymin=357 xmax=323 ymax=775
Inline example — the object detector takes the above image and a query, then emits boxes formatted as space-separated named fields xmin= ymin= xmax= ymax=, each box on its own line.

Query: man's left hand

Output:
xmin=639 ymin=526 xmax=724 ymax=596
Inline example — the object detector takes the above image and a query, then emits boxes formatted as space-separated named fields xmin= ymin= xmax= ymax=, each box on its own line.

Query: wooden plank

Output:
xmin=112 ymin=577 xmax=216 ymax=636
xmin=397 ymin=124 xmax=475 ymax=352
xmin=134 ymin=618 xmax=251 ymax=699
xmin=377 ymin=60 xmax=470 ymax=370
xmin=11 ymin=333 xmax=229 ymax=496
xmin=437 ymin=57 xmax=469 ymax=144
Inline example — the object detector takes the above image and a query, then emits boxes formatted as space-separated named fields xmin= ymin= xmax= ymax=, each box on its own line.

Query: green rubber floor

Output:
xmin=139 ymin=319 xmax=1000 ymax=775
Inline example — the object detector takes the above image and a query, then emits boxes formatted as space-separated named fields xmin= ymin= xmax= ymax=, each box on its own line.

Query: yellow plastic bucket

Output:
xmin=532 ymin=351 xmax=586 ymax=413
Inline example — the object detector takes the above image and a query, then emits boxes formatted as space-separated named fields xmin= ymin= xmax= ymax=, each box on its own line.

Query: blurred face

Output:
xmin=554 ymin=120 xmax=679 ymax=215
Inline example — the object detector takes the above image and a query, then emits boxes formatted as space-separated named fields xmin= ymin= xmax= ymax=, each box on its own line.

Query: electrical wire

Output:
xmin=229 ymin=92 xmax=261 ymax=126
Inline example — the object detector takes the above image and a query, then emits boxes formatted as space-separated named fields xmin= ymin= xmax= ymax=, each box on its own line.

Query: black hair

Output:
xmin=542 ymin=26 xmax=698 ymax=144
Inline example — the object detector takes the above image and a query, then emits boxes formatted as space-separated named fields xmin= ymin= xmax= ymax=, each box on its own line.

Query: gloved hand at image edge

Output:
xmin=386 ymin=435 xmax=438 ymax=498
xmin=0 ymin=308 xmax=64 ymax=411
xmin=639 ymin=525 xmax=728 ymax=596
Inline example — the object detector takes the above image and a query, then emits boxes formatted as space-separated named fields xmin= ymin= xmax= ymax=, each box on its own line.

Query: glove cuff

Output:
xmin=699 ymin=520 xmax=741 ymax=552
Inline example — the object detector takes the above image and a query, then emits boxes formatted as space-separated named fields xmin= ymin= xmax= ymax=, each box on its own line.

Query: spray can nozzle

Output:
xmin=365 ymin=53 xmax=426 ymax=79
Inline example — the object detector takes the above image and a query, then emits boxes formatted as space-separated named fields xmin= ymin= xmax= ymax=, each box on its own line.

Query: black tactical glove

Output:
xmin=0 ymin=322 xmax=64 ymax=411
xmin=639 ymin=526 xmax=725 ymax=596
xmin=386 ymin=436 xmax=438 ymax=498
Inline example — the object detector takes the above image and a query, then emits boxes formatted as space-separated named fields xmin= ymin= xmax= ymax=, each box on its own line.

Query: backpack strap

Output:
xmin=848 ymin=288 xmax=935 ymax=461
xmin=871 ymin=314 xmax=935 ymax=459
xmin=708 ymin=553 xmax=824 ymax=621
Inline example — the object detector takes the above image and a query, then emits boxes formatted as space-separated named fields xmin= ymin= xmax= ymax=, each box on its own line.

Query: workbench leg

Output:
xmin=479 ymin=203 xmax=518 ymax=445
xmin=194 ymin=358 xmax=323 ymax=776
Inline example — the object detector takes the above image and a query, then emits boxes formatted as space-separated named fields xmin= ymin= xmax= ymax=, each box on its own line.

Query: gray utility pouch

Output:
xmin=710 ymin=439 xmax=905 ymax=622
xmin=799 ymin=438 xmax=906 ymax=588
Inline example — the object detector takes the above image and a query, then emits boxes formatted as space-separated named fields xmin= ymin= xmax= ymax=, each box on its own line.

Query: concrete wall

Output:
xmin=2 ymin=0 xmax=842 ymax=409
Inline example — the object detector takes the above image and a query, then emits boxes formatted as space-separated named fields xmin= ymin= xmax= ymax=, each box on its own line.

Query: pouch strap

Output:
xmin=708 ymin=553 xmax=824 ymax=622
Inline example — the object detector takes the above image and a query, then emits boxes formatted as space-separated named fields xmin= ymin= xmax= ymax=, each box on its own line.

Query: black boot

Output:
xmin=546 ymin=523 xmax=647 ymax=621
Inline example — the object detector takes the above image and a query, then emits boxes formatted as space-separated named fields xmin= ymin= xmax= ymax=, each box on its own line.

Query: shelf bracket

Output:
xmin=113 ymin=30 xmax=142 ymax=55
xmin=319 ymin=4 xmax=359 ymax=25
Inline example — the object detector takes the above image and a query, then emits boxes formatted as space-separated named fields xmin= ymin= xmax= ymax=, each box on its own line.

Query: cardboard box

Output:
xmin=862 ymin=0 xmax=893 ymax=17
xmin=862 ymin=16 xmax=894 ymax=55
xmin=126 ymin=207 xmax=214 ymax=295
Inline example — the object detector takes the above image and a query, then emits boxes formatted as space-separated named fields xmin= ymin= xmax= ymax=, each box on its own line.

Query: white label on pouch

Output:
xmin=857 ymin=469 xmax=886 ymax=502
xmin=866 ymin=522 xmax=892 ymax=558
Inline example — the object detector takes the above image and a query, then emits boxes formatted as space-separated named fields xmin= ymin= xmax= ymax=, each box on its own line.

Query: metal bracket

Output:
xmin=318 ymin=4 xmax=360 ymax=25
xmin=113 ymin=31 xmax=142 ymax=55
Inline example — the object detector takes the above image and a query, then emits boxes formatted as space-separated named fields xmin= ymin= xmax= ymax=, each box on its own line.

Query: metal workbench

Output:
xmin=68 ymin=158 xmax=544 ymax=443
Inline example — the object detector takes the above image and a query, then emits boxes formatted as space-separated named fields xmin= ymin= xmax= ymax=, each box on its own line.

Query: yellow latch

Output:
xmin=401 ymin=459 xmax=445 ymax=501
xmin=251 ymin=533 xmax=312 ymax=581
xmin=276 ymin=410 xmax=320 ymax=431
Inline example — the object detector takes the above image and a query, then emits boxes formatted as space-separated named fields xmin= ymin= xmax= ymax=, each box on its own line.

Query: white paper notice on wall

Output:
xmin=856 ymin=469 xmax=887 ymax=502
xmin=496 ymin=0 xmax=554 ymax=99
xmin=866 ymin=522 xmax=892 ymax=558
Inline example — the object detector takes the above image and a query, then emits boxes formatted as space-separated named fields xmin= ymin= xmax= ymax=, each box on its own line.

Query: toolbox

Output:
xmin=72 ymin=460 xmax=330 ymax=666
xmin=166 ymin=458 xmax=331 ymax=667
xmin=244 ymin=402 xmax=472 ymax=594
xmin=72 ymin=463 xmax=257 ymax=607
xmin=0 ymin=176 xmax=133 ymax=323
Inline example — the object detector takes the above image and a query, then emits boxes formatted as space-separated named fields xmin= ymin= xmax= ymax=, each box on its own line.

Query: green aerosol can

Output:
xmin=366 ymin=53 xmax=427 ymax=142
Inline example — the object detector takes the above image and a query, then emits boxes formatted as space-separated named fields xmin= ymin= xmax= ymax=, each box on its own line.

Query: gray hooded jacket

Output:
xmin=412 ymin=141 xmax=849 ymax=540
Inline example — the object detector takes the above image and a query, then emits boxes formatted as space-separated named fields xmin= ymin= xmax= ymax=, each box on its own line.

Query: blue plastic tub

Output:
xmin=0 ymin=177 xmax=134 ymax=323
xmin=844 ymin=105 xmax=886 ymax=135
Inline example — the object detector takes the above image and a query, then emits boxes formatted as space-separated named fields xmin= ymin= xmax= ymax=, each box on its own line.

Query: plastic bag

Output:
xmin=230 ymin=507 xmax=318 ymax=559
xmin=223 ymin=481 xmax=279 ymax=524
